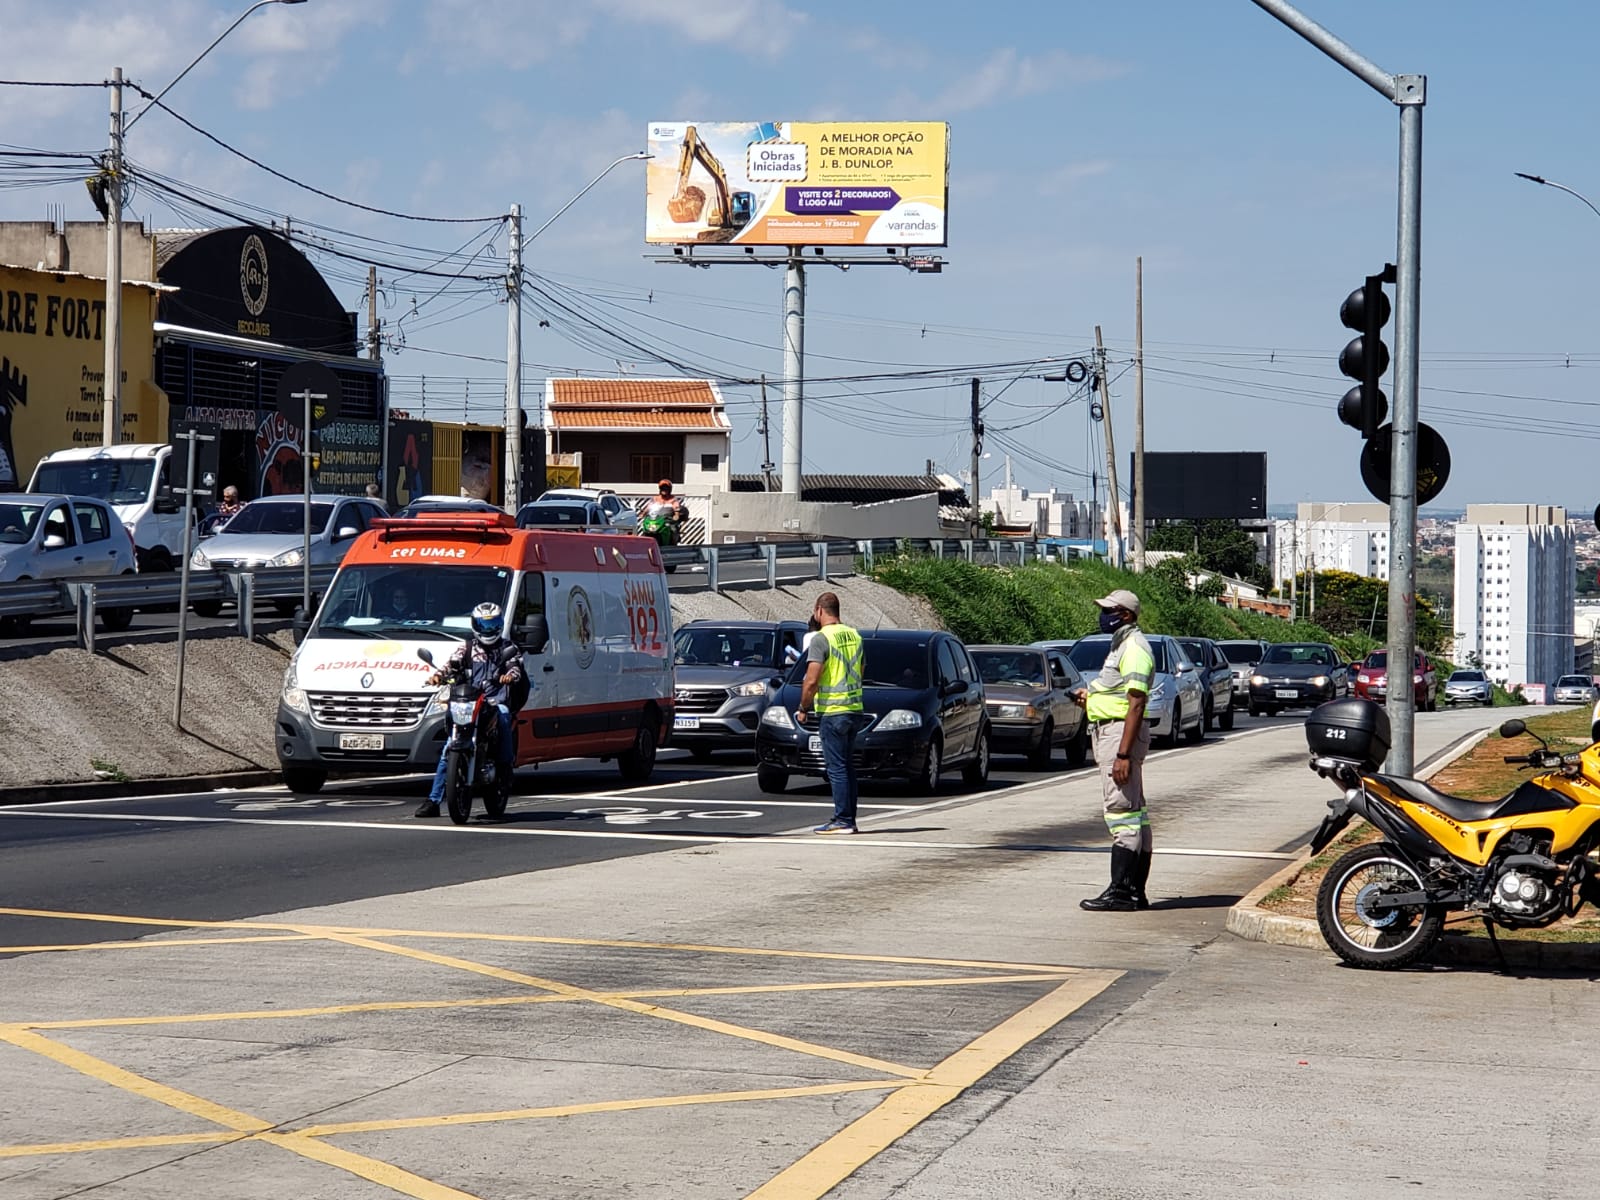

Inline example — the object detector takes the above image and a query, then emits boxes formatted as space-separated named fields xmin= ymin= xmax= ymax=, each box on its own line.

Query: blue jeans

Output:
xmin=819 ymin=711 xmax=868 ymax=824
xmin=430 ymin=703 xmax=514 ymax=804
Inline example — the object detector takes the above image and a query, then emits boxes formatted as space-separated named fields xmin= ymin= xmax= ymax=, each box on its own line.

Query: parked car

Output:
xmin=671 ymin=620 xmax=809 ymax=759
xmin=1216 ymin=639 xmax=1270 ymax=711
xmin=0 ymin=494 xmax=138 ymax=632
xmin=1353 ymin=647 xmax=1437 ymax=711
xmin=969 ymin=644 xmax=1089 ymax=768
xmin=755 ymin=629 xmax=991 ymax=794
xmin=1174 ymin=636 xmax=1236 ymax=732
xmin=1247 ymin=641 xmax=1348 ymax=715
xmin=1442 ymin=669 xmax=1493 ymax=707
xmin=538 ymin=488 xmax=639 ymax=532
xmin=515 ymin=500 xmax=609 ymax=529
xmin=1064 ymin=633 xmax=1206 ymax=747
xmin=1553 ymin=674 xmax=1598 ymax=706
xmin=393 ymin=495 xmax=502 ymax=519
xmin=189 ymin=494 xmax=387 ymax=617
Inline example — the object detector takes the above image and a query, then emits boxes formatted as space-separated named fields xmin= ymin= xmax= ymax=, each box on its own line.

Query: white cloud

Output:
xmin=930 ymin=48 xmax=1129 ymax=115
xmin=1037 ymin=159 xmax=1113 ymax=196
xmin=595 ymin=0 xmax=805 ymax=54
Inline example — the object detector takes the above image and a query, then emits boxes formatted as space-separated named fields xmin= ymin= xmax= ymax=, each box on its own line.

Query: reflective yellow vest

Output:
xmin=815 ymin=624 xmax=865 ymax=714
xmin=1085 ymin=628 xmax=1155 ymax=721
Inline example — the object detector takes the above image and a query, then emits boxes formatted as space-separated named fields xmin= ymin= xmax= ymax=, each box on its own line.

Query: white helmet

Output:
xmin=471 ymin=601 xmax=504 ymax=646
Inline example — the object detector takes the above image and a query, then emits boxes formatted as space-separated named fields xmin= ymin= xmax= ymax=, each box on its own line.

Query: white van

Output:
xmin=27 ymin=443 xmax=189 ymax=572
xmin=274 ymin=510 xmax=677 ymax=793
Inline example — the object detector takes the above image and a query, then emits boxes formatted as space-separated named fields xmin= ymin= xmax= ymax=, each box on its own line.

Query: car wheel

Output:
xmin=1184 ymin=704 xmax=1205 ymax=744
xmin=618 ymin=720 xmax=658 ymax=782
xmin=272 ymin=599 xmax=300 ymax=618
xmin=962 ymin=728 xmax=991 ymax=788
xmin=281 ymin=766 xmax=326 ymax=794
xmin=99 ymin=605 xmax=135 ymax=633
xmin=192 ymin=599 xmax=223 ymax=619
xmin=1065 ymin=720 xmax=1089 ymax=768
xmin=1248 ymin=704 xmax=1262 ymax=718
xmin=756 ymin=765 xmax=788 ymax=794
xmin=1027 ymin=721 xmax=1055 ymax=770
xmin=914 ymin=736 xmax=943 ymax=795
xmin=1218 ymin=702 xmax=1235 ymax=731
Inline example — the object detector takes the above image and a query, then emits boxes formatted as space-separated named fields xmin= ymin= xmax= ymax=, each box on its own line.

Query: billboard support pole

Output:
xmin=781 ymin=250 xmax=804 ymax=495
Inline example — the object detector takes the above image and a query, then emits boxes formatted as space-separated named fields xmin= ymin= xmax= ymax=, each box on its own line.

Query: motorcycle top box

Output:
xmin=1305 ymin=697 xmax=1391 ymax=770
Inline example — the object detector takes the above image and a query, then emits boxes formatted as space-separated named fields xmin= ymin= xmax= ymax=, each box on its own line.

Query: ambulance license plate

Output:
xmin=339 ymin=733 xmax=384 ymax=751
xmin=674 ymin=717 xmax=700 ymax=730
xmin=808 ymin=736 xmax=823 ymax=753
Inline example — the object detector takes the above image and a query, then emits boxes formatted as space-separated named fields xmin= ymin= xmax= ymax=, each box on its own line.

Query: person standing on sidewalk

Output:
xmin=795 ymin=592 xmax=866 ymax=834
xmin=1071 ymin=588 xmax=1155 ymax=911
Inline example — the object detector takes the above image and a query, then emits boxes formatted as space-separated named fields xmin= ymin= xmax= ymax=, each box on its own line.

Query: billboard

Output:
xmin=645 ymin=121 xmax=948 ymax=247
xmin=1136 ymin=452 xmax=1268 ymax=521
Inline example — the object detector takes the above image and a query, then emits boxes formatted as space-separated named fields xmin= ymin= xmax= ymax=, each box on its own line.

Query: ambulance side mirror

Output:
xmin=520 ymin=614 xmax=550 ymax=654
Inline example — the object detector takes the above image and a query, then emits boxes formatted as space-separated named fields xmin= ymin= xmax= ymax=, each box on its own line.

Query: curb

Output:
xmin=0 ymin=769 xmax=282 ymax=808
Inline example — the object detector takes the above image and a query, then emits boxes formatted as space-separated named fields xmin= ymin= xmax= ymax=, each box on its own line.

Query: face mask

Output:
xmin=1098 ymin=609 xmax=1127 ymax=635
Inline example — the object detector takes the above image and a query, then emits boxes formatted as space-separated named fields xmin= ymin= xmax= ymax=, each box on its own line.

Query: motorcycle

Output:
xmin=1306 ymin=697 xmax=1600 ymax=969
xmin=639 ymin=506 xmax=681 ymax=572
xmin=417 ymin=647 xmax=511 ymax=825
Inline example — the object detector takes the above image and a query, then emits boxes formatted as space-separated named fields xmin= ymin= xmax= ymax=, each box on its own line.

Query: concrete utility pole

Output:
xmin=969 ymin=377 xmax=983 ymax=538
xmin=102 ymin=67 xmax=123 ymax=448
xmin=366 ymin=265 xmax=382 ymax=362
xmin=1133 ymin=257 xmax=1146 ymax=572
xmin=1094 ymin=327 xmax=1123 ymax=566
xmin=781 ymin=251 xmax=805 ymax=494
xmin=503 ymin=203 xmax=523 ymax=512
xmin=758 ymin=374 xmax=775 ymax=491
xmin=1251 ymin=0 xmax=1426 ymax=775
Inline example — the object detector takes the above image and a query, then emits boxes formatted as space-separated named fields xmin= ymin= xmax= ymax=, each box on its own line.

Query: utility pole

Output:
xmin=1094 ymin=326 xmax=1123 ymax=566
xmin=102 ymin=67 xmax=123 ymax=448
xmin=1133 ymin=257 xmax=1146 ymax=572
xmin=969 ymin=377 xmax=983 ymax=538
xmin=781 ymin=250 xmax=805 ymax=494
xmin=1289 ymin=522 xmax=1298 ymax=618
xmin=758 ymin=374 xmax=775 ymax=491
xmin=366 ymin=266 xmax=382 ymax=362
xmin=503 ymin=203 xmax=523 ymax=512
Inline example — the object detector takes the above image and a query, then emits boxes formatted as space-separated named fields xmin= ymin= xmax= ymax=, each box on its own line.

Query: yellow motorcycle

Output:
xmin=1306 ymin=699 xmax=1600 ymax=969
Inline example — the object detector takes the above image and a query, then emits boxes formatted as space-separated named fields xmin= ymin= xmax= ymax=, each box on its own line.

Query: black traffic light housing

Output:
xmin=1337 ymin=263 xmax=1396 ymax=439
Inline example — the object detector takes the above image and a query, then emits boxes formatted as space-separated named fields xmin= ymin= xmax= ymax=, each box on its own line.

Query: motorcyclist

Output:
xmin=414 ymin=601 xmax=523 ymax=819
xmin=643 ymin=479 xmax=686 ymax=530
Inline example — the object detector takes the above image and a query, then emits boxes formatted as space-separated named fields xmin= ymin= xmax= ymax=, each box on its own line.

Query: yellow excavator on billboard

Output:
xmin=667 ymin=125 xmax=754 ymax=241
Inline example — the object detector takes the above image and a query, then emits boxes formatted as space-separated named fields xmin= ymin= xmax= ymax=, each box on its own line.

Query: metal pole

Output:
xmin=173 ymin=431 xmax=198 ymax=729
xmin=969 ymin=377 xmax=982 ymax=539
xmin=1387 ymin=95 xmax=1424 ymax=775
xmin=1094 ymin=326 xmax=1123 ymax=567
xmin=102 ymin=67 xmax=123 ymax=448
xmin=302 ymin=389 xmax=313 ymax=613
xmin=780 ymin=251 xmax=804 ymax=494
xmin=504 ymin=202 xmax=522 ymax=512
xmin=1248 ymin=0 xmax=1398 ymax=100
xmin=1133 ymin=257 xmax=1146 ymax=572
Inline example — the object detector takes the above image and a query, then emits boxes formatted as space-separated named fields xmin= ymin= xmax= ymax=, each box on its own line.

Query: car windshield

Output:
xmin=972 ymin=650 xmax=1047 ymax=688
xmin=310 ymin=564 xmax=514 ymax=640
xmin=222 ymin=501 xmax=334 ymax=536
xmin=1557 ymin=676 xmax=1591 ymax=687
xmin=32 ymin=459 xmax=155 ymax=505
xmin=1449 ymin=671 xmax=1486 ymax=682
xmin=674 ymin=627 xmax=778 ymax=668
xmin=1262 ymin=644 xmax=1337 ymax=666
xmin=518 ymin=504 xmax=591 ymax=525
xmin=1218 ymin=642 xmax=1262 ymax=665
xmin=1067 ymin=637 xmax=1169 ymax=674
xmin=0 ymin=501 xmax=45 ymax=544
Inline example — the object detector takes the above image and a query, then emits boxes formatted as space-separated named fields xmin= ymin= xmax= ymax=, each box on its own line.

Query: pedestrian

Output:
xmin=1071 ymin=588 xmax=1155 ymax=911
xmin=795 ymin=592 xmax=866 ymax=834
xmin=365 ymin=481 xmax=389 ymax=513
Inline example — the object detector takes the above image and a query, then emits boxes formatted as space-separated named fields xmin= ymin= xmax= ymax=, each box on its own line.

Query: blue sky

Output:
xmin=3 ymin=0 xmax=1598 ymax=508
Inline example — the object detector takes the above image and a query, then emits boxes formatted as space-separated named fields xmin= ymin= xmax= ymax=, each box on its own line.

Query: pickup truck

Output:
xmin=27 ymin=443 xmax=189 ymax=572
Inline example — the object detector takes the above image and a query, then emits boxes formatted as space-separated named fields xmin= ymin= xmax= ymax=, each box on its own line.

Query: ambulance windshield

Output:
xmin=310 ymin=564 xmax=513 ymax=640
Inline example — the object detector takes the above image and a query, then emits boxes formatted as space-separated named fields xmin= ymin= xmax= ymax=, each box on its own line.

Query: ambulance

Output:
xmin=274 ymin=511 xmax=675 ymax=793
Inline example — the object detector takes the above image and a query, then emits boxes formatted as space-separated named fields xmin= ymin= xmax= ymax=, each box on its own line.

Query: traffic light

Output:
xmin=1337 ymin=265 xmax=1395 ymax=439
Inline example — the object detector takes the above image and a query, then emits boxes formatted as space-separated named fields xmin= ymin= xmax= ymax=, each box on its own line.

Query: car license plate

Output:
xmin=1274 ymin=689 xmax=1298 ymax=700
xmin=808 ymin=735 xmax=823 ymax=753
xmin=674 ymin=716 xmax=700 ymax=730
xmin=338 ymin=733 xmax=384 ymax=751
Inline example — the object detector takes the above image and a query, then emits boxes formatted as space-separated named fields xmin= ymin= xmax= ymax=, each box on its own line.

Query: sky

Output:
xmin=3 ymin=0 xmax=1598 ymax=510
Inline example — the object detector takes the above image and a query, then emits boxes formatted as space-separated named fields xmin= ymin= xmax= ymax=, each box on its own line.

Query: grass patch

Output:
xmin=1424 ymin=706 xmax=1593 ymax=801
xmin=89 ymin=758 xmax=131 ymax=783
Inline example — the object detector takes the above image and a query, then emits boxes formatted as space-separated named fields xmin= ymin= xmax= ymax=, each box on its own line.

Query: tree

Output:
xmin=1146 ymin=520 xmax=1264 ymax=583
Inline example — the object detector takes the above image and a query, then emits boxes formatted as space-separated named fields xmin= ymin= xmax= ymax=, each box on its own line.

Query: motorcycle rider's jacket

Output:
xmin=444 ymin=638 xmax=524 ymax=708
xmin=1085 ymin=624 xmax=1154 ymax=721
xmin=644 ymin=496 xmax=684 ymax=522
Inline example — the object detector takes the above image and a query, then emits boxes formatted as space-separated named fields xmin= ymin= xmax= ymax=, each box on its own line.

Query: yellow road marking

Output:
xmin=0 ymin=934 xmax=318 ymax=955
xmin=317 ymin=931 xmax=927 ymax=1081
xmin=296 ymin=1079 xmax=903 ymax=1138
xmin=0 ymin=1131 xmax=243 ymax=1159
xmin=745 ymin=971 xmax=1123 ymax=1199
xmin=258 ymin=1133 xmax=485 ymax=1200
xmin=0 ymin=1028 xmax=271 ymax=1133
xmin=11 ymin=973 xmax=1072 ymax=1033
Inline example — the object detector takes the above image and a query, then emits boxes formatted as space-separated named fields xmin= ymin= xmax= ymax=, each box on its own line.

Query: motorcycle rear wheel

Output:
xmin=1316 ymin=842 xmax=1444 ymax=970
xmin=444 ymin=751 xmax=473 ymax=825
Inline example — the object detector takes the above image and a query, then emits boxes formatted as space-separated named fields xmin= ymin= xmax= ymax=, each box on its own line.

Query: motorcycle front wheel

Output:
xmin=444 ymin=749 xmax=473 ymax=825
xmin=1315 ymin=842 xmax=1444 ymax=970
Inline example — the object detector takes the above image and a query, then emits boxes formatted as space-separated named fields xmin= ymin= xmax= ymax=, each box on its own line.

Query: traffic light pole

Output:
xmin=1252 ymin=0 xmax=1426 ymax=775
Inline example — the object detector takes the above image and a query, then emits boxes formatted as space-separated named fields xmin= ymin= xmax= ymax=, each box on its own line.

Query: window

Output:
xmin=513 ymin=573 xmax=545 ymax=628
xmin=700 ymin=453 xmax=720 ymax=473
xmin=936 ymin=640 xmax=964 ymax=687
xmin=42 ymin=504 xmax=76 ymax=547
xmin=74 ymin=503 xmax=111 ymax=543
xmin=630 ymin=455 xmax=673 ymax=484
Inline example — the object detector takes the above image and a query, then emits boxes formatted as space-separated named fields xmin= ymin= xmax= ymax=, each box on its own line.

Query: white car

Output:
xmin=0 ymin=494 xmax=138 ymax=631
xmin=537 ymin=488 xmax=639 ymax=532
xmin=1064 ymin=633 xmax=1208 ymax=747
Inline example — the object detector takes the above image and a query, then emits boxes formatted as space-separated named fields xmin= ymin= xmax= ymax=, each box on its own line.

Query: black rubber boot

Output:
xmin=1081 ymin=845 xmax=1139 ymax=912
xmin=413 ymin=800 xmax=440 ymax=819
xmin=1130 ymin=848 xmax=1153 ymax=910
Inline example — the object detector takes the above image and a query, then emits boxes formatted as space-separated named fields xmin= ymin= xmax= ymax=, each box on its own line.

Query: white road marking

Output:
xmin=516 ymin=794 xmax=911 ymax=812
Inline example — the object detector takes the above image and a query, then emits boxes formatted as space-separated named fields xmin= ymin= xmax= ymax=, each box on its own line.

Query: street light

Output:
xmin=99 ymin=0 xmax=309 ymax=446
xmin=1514 ymin=171 xmax=1600 ymax=222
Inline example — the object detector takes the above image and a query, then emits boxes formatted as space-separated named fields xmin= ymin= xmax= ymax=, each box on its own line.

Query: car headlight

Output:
xmin=270 ymin=547 xmax=305 ymax=567
xmin=994 ymin=703 xmax=1036 ymax=720
xmin=1357 ymin=673 xmax=1370 ymax=683
xmin=1413 ymin=674 xmax=1423 ymax=684
xmin=281 ymin=686 xmax=309 ymax=714
xmin=1148 ymin=682 xmax=1167 ymax=702
xmin=732 ymin=681 xmax=768 ymax=697
xmin=877 ymin=709 xmax=923 ymax=730
xmin=189 ymin=547 xmax=209 ymax=569
xmin=761 ymin=705 xmax=794 ymax=730
xmin=1250 ymin=674 xmax=1268 ymax=686
xmin=1309 ymin=676 xmax=1329 ymax=688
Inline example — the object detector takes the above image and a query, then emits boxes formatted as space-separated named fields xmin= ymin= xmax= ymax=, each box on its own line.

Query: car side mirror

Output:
xmin=152 ymin=491 xmax=179 ymax=515
xmin=942 ymin=679 xmax=967 ymax=697
xmin=43 ymin=533 xmax=67 ymax=550
xmin=1498 ymin=718 xmax=1526 ymax=739
xmin=769 ymin=676 xmax=782 ymax=688
xmin=519 ymin=614 xmax=550 ymax=654
xmin=292 ymin=607 xmax=313 ymax=645
xmin=335 ymin=525 xmax=360 ymax=541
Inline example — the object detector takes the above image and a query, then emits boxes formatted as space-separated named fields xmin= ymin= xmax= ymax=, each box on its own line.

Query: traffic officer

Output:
xmin=1071 ymin=588 xmax=1155 ymax=911
xmin=796 ymin=592 xmax=866 ymax=834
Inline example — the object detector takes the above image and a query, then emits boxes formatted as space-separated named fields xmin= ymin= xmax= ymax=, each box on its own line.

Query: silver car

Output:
xmin=1064 ymin=633 xmax=1207 ymax=747
xmin=538 ymin=488 xmax=639 ymax=532
xmin=1442 ymin=669 xmax=1493 ymax=707
xmin=1552 ymin=674 xmax=1597 ymax=706
xmin=0 ymin=494 xmax=136 ymax=582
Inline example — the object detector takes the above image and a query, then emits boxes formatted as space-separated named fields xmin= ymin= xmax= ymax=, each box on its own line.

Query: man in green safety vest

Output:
xmin=796 ymin=591 xmax=866 ymax=834
xmin=1071 ymin=588 xmax=1155 ymax=911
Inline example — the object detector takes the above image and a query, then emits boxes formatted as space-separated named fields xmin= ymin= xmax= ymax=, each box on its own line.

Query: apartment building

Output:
xmin=1271 ymin=502 xmax=1390 ymax=588
xmin=1454 ymin=504 xmax=1575 ymax=688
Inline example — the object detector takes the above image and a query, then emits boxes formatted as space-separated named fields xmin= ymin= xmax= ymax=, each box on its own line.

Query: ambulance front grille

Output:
xmin=309 ymin=692 xmax=430 ymax=730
